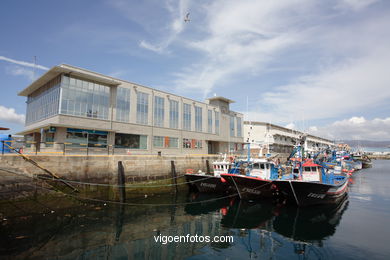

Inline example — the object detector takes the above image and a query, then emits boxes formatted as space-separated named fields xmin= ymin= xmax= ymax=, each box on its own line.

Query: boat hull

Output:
xmin=273 ymin=178 xmax=348 ymax=207
xmin=220 ymin=174 xmax=274 ymax=200
xmin=185 ymin=174 xmax=232 ymax=194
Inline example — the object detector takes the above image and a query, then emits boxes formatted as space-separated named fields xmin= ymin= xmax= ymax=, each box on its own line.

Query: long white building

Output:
xmin=244 ymin=121 xmax=334 ymax=156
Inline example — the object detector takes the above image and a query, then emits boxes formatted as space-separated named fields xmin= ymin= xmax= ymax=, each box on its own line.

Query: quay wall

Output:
xmin=0 ymin=154 xmax=220 ymax=200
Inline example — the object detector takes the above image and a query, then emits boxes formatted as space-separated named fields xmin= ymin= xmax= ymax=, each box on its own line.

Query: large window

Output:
xmin=136 ymin=91 xmax=149 ymax=125
xmin=153 ymin=136 xmax=179 ymax=148
xmin=183 ymin=138 xmax=202 ymax=149
xmin=26 ymin=75 xmax=61 ymax=125
xmin=230 ymin=116 xmax=235 ymax=137
xmin=195 ymin=106 xmax=202 ymax=132
xmin=115 ymin=133 xmax=147 ymax=149
xmin=116 ymin=87 xmax=131 ymax=122
xmin=207 ymin=109 xmax=213 ymax=133
xmin=154 ymin=96 xmax=164 ymax=127
xmin=153 ymin=136 xmax=164 ymax=147
xmin=169 ymin=100 xmax=179 ymax=129
xmin=183 ymin=103 xmax=191 ymax=131
xmin=60 ymin=75 xmax=110 ymax=120
xmin=169 ymin=137 xmax=179 ymax=148
xmin=237 ymin=117 xmax=242 ymax=137
xmin=215 ymin=111 xmax=220 ymax=134
xmin=65 ymin=128 xmax=108 ymax=148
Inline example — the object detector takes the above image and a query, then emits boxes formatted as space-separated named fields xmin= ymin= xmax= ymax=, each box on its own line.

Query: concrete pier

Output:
xmin=0 ymin=154 xmax=220 ymax=201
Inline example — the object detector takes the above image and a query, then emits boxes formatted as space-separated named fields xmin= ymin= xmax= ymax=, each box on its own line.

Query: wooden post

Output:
xmin=171 ymin=160 xmax=178 ymax=193
xmin=118 ymin=161 xmax=126 ymax=202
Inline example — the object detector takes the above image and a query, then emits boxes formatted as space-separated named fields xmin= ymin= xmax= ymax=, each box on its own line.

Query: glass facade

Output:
xmin=136 ymin=91 xmax=149 ymax=125
xmin=207 ymin=109 xmax=213 ymax=133
xmin=195 ymin=106 xmax=202 ymax=132
xmin=230 ymin=116 xmax=235 ymax=137
xmin=116 ymin=87 xmax=131 ymax=122
xmin=115 ymin=133 xmax=147 ymax=149
xmin=154 ymin=96 xmax=164 ymax=127
xmin=26 ymin=75 xmax=61 ymax=125
xmin=169 ymin=100 xmax=179 ymax=129
xmin=237 ymin=117 xmax=242 ymax=137
xmin=215 ymin=111 xmax=220 ymax=134
xmin=60 ymin=75 xmax=110 ymax=120
xmin=183 ymin=103 xmax=191 ymax=131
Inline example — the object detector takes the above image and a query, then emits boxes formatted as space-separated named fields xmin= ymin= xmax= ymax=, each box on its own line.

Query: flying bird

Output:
xmin=184 ymin=12 xmax=190 ymax=22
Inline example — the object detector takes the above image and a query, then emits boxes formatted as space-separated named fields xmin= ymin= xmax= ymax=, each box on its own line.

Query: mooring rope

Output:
xmin=2 ymin=168 xmax=276 ymax=207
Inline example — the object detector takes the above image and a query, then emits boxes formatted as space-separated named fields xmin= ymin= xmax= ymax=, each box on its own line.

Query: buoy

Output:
xmin=220 ymin=177 xmax=226 ymax=183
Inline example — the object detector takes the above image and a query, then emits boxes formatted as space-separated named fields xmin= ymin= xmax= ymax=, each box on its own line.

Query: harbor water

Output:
xmin=1 ymin=160 xmax=389 ymax=259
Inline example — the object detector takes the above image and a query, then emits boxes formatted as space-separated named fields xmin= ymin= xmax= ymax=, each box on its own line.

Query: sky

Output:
xmin=0 ymin=0 xmax=389 ymax=141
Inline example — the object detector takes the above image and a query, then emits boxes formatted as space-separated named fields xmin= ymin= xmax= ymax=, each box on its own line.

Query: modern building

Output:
xmin=18 ymin=64 xmax=244 ymax=154
xmin=244 ymin=121 xmax=334 ymax=156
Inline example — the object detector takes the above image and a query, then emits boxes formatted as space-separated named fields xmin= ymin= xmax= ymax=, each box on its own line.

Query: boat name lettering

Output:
xmin=200 ymin=183 xmax=217 ymax=188
xmin=242 ymin=188 xmax=261 ymax=195
xmin=307 ymin=193 xmax=326 ymax=199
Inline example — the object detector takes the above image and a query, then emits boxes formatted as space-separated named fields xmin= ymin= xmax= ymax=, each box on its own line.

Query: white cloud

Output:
xmin=308 ymin=117 xmax=390 ymax=140
xmin=336 ymin=0 xmax=379 ymax=11
xmin=0 ymin=106 xmax=25 ymax=125
xmin=5 ymin=66 xmax=34 ymax=81
xmin=285 ymin=123 xmax=295 ymax=129
xmin=0 ymin=56 xmax=49 ymax=70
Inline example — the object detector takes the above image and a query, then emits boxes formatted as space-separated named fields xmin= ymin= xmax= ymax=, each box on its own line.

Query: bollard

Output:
xmin=171 ymin=160 xmax=178 ymax=193
xmin=206 ymin=160 xmax=211 ymax=175
xmin=118 ymin=161 xmax=126 ymax=202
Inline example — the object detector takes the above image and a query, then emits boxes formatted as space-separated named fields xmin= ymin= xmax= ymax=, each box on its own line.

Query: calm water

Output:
xmin=1 ymin=160 xmax=390 ymax=259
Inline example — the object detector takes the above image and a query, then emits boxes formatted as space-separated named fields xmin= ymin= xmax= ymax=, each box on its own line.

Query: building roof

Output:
xmin=206 ymin=96 xmax=235 ymax=104
xmin=18 ymin=64 xmax=122 ymax=96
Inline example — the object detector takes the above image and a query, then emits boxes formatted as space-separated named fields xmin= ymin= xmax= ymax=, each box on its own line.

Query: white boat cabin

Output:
xmin=301 ymin=162 xmax=321 ymax=182
xmin=213 ymin=161 xmax=231 ymax=177
xmin=249 ymin=160 xmax=272 ymax=180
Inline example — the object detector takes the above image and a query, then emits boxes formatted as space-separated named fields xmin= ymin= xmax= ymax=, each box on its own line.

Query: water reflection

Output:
xmin=0 ymin=184 xmax=349 ymax=260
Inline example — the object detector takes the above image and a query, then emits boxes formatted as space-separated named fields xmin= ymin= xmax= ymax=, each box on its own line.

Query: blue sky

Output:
xmin=0 ymin=0 xmax=389 ymax=140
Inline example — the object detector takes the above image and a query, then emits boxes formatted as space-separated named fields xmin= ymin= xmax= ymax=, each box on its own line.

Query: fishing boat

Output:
xmin=352 ymin=152 xmax=372 ymax=168
xmin=220 ymin=159 xmax=280 ymax=200
xmin=185 ymin=156 xmax=235 ymax=194
xmin=272 ymin=160 xmax=349 ymax=207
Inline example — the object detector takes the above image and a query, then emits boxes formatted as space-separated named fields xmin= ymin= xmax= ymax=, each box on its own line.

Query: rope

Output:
xmin=2 ymin=168 xmax=277 ymax=207
xmin=35 ymin=173 xmax=217 ymax=188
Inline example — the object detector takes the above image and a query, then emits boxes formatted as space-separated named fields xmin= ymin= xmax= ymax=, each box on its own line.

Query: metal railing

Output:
xmin=1 ymin=140 xmax=228 ymax=157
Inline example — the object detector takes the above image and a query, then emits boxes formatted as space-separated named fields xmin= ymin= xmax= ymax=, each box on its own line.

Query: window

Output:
xmin=153 ymin=136 xmax=164 ymax=147
xmin=115 ymin=133 xmax=147 ymax=149
xmin=183 ymin=138 xmax=191 ymax=148
xmin=169 ymin=100 xmax=179 ymax=129
xmin=116 ymin=87 xmax=130 ymax=122
xmin=304 ymin=167 xmax=311 ymax=172
xmin=230 ymin=116 xmax=235 ymax=137
xmin=207 ymin=109 xmax=212 ymax=133
xmin=195 ymin=106 xmax=202 ymax=132
xmin=260 ymin=164 xmax=265 ymax=169
xmin=26 ymin=75 xmax=61 ymax=125
xmin=136 ymin=92 xmax=149 ymax=125
xmin=215 ymin=111 xmax=220 ymax=134
xmin=183 ymin=103 xmax=191 ymax=131
xmin=65 ymin=128 xmax=108 ymax=148
xmin=311 ymin=167 xmax=317 ymax=172
xmin=60 ymin=75 xmax=110 ymax=120
xmin=169 ymin=137 xmax=179 ymax=148
xmin=236 ymin=117 xmax=242 ymax=137
xmin=154 ymin=96 xmax=164 ymax=127
xmin=182 ymin=138 xmax=202 ymax=149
